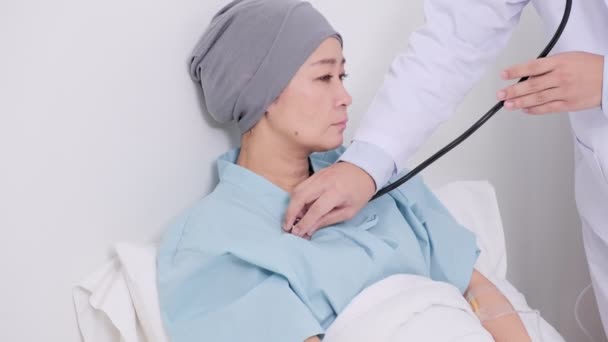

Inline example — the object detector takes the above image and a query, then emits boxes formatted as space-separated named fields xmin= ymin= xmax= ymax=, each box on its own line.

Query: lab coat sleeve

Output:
xmin=351 ymin=0 xmax=530 ymax=173
xmin=602 ymin=54 xmax=608 ymax=119
xmin=158 ymin=252 xmax=323 ymax=342
xmin=339 ymin=140 xmax=397 ymax=189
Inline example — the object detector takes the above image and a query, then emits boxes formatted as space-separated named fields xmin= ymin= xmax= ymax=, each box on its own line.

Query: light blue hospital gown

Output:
xmin=157 ymin=147 xmax=479 ymax=341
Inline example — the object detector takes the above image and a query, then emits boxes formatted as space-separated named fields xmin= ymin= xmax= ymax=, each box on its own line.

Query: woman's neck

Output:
xmin=237 ymin=128 xmax=311 ymax=194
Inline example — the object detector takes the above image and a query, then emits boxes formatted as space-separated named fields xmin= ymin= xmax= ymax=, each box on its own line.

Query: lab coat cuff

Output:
xmin=602 ymin=55 xmax=608 ymax=119
xmin=339 ymin=140 xmax=397 ymax=191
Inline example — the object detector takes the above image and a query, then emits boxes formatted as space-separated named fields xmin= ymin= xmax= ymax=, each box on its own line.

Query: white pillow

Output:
xmin=433 ymin=180 xmax=507 ymax=278
xmin=114 ymin=243 xmax=170 ymax=342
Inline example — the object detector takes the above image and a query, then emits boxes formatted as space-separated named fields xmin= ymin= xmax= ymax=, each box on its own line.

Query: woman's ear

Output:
xmin=265 ymin=105 xmax=275 ymax=117
xmin=265 ymin=94 xmax=282 ymax=118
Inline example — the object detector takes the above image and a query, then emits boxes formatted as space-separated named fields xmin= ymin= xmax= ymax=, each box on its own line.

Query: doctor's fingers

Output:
xmin=498 ymin=72 xmax=560 ymax=102
xmin=523 ymin=100 xmax=568 ymax=115
xmin=302 ymin=207 xmax=353 ymax=238
xmin=291 ymin=191 xmax=346 ymax=237
xmin=504 ymin=87 xmax=564 ymax=110
xmin=284 ymin=175 xmax=327 ymax=231
xmin=501 ymin=56 xmax=557 ymax=80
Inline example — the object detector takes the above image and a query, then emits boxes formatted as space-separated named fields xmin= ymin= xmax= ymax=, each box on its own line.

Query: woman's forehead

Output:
xmin=307 ymin=39 xmax=345 ymax=65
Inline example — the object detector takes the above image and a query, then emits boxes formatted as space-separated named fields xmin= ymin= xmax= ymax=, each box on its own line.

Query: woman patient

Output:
xmin=157 ymin=0 xmax=531 ymax=341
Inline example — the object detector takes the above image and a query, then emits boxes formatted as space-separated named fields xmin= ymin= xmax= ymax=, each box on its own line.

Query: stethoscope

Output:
xmin=371 ymin=0 xmax=572 ymax=201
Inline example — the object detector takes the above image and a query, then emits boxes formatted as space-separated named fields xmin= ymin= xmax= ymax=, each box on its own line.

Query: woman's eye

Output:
xmin=319 ymin=73 xmax=348 ymax=83
xmin=319 ymin=74 xmax=333 ymax=82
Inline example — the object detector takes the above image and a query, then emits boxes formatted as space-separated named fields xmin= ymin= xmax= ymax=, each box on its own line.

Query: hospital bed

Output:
xmin=73 ymin=181 xmax=565 ymax=342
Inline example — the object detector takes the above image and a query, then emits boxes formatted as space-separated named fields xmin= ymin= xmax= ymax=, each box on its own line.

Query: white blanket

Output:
xmin=324 ymin=274 xmax=564 ymax=342
xmin=324 ymin=274 xmax=493 ymax=342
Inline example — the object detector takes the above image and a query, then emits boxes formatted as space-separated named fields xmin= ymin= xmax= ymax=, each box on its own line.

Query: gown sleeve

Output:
xmin=157 ymin=251 xmax=324 ymax=342
xmin=388 ymin=173 xmax=480 ymax=293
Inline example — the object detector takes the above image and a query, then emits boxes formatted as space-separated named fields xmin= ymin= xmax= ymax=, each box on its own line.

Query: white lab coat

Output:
xmin=353 ymin=0 xmax=608 ymax=332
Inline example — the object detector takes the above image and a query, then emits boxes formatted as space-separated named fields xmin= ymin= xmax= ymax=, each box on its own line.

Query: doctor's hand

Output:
xmin=283 ymin=161 xmax=376 ymax=238
xmin=497 ymin=52 xmax=604 ymax=115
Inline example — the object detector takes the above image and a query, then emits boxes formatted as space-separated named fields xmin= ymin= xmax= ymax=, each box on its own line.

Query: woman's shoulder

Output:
xmin=186 ymin=182 xmax=253 ymax=225
xmin=157 ymin=186 xmax=241 ymax=253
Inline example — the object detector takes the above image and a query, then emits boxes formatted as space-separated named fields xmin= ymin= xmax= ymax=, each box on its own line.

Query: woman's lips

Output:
xmin=333 ymin=119 xmax=348 ymax=130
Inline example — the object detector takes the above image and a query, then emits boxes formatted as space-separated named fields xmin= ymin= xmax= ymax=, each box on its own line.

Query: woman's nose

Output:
xmin=336 ymin=83 xmax=352 ymax=107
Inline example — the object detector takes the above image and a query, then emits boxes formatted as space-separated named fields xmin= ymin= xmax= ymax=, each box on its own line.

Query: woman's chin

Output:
xmin=319 ymin=137 xmax=344 ymax=152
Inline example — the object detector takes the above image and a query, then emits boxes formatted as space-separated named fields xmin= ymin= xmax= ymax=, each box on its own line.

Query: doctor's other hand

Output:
xmin=497 ymin=51 xmax=604 ymax=115
xmin=283 ymin=161 xmax=376 ymax=238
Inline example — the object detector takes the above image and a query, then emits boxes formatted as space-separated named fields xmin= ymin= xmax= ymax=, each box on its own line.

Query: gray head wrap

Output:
xmin=189 ymin=0 xmax=342 ymax=134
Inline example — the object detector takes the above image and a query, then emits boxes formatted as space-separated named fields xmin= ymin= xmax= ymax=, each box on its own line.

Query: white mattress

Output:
xmin=73 ymin=180 xmax=565 ymax=342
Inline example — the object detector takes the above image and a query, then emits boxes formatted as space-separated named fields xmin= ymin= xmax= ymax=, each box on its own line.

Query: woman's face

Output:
xmin=264 ymin=37 xmax=352 ymax=153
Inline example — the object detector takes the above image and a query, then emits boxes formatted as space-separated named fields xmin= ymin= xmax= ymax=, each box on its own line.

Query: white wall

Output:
xmin=0 ymin=0 xmax=604 ymax=341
